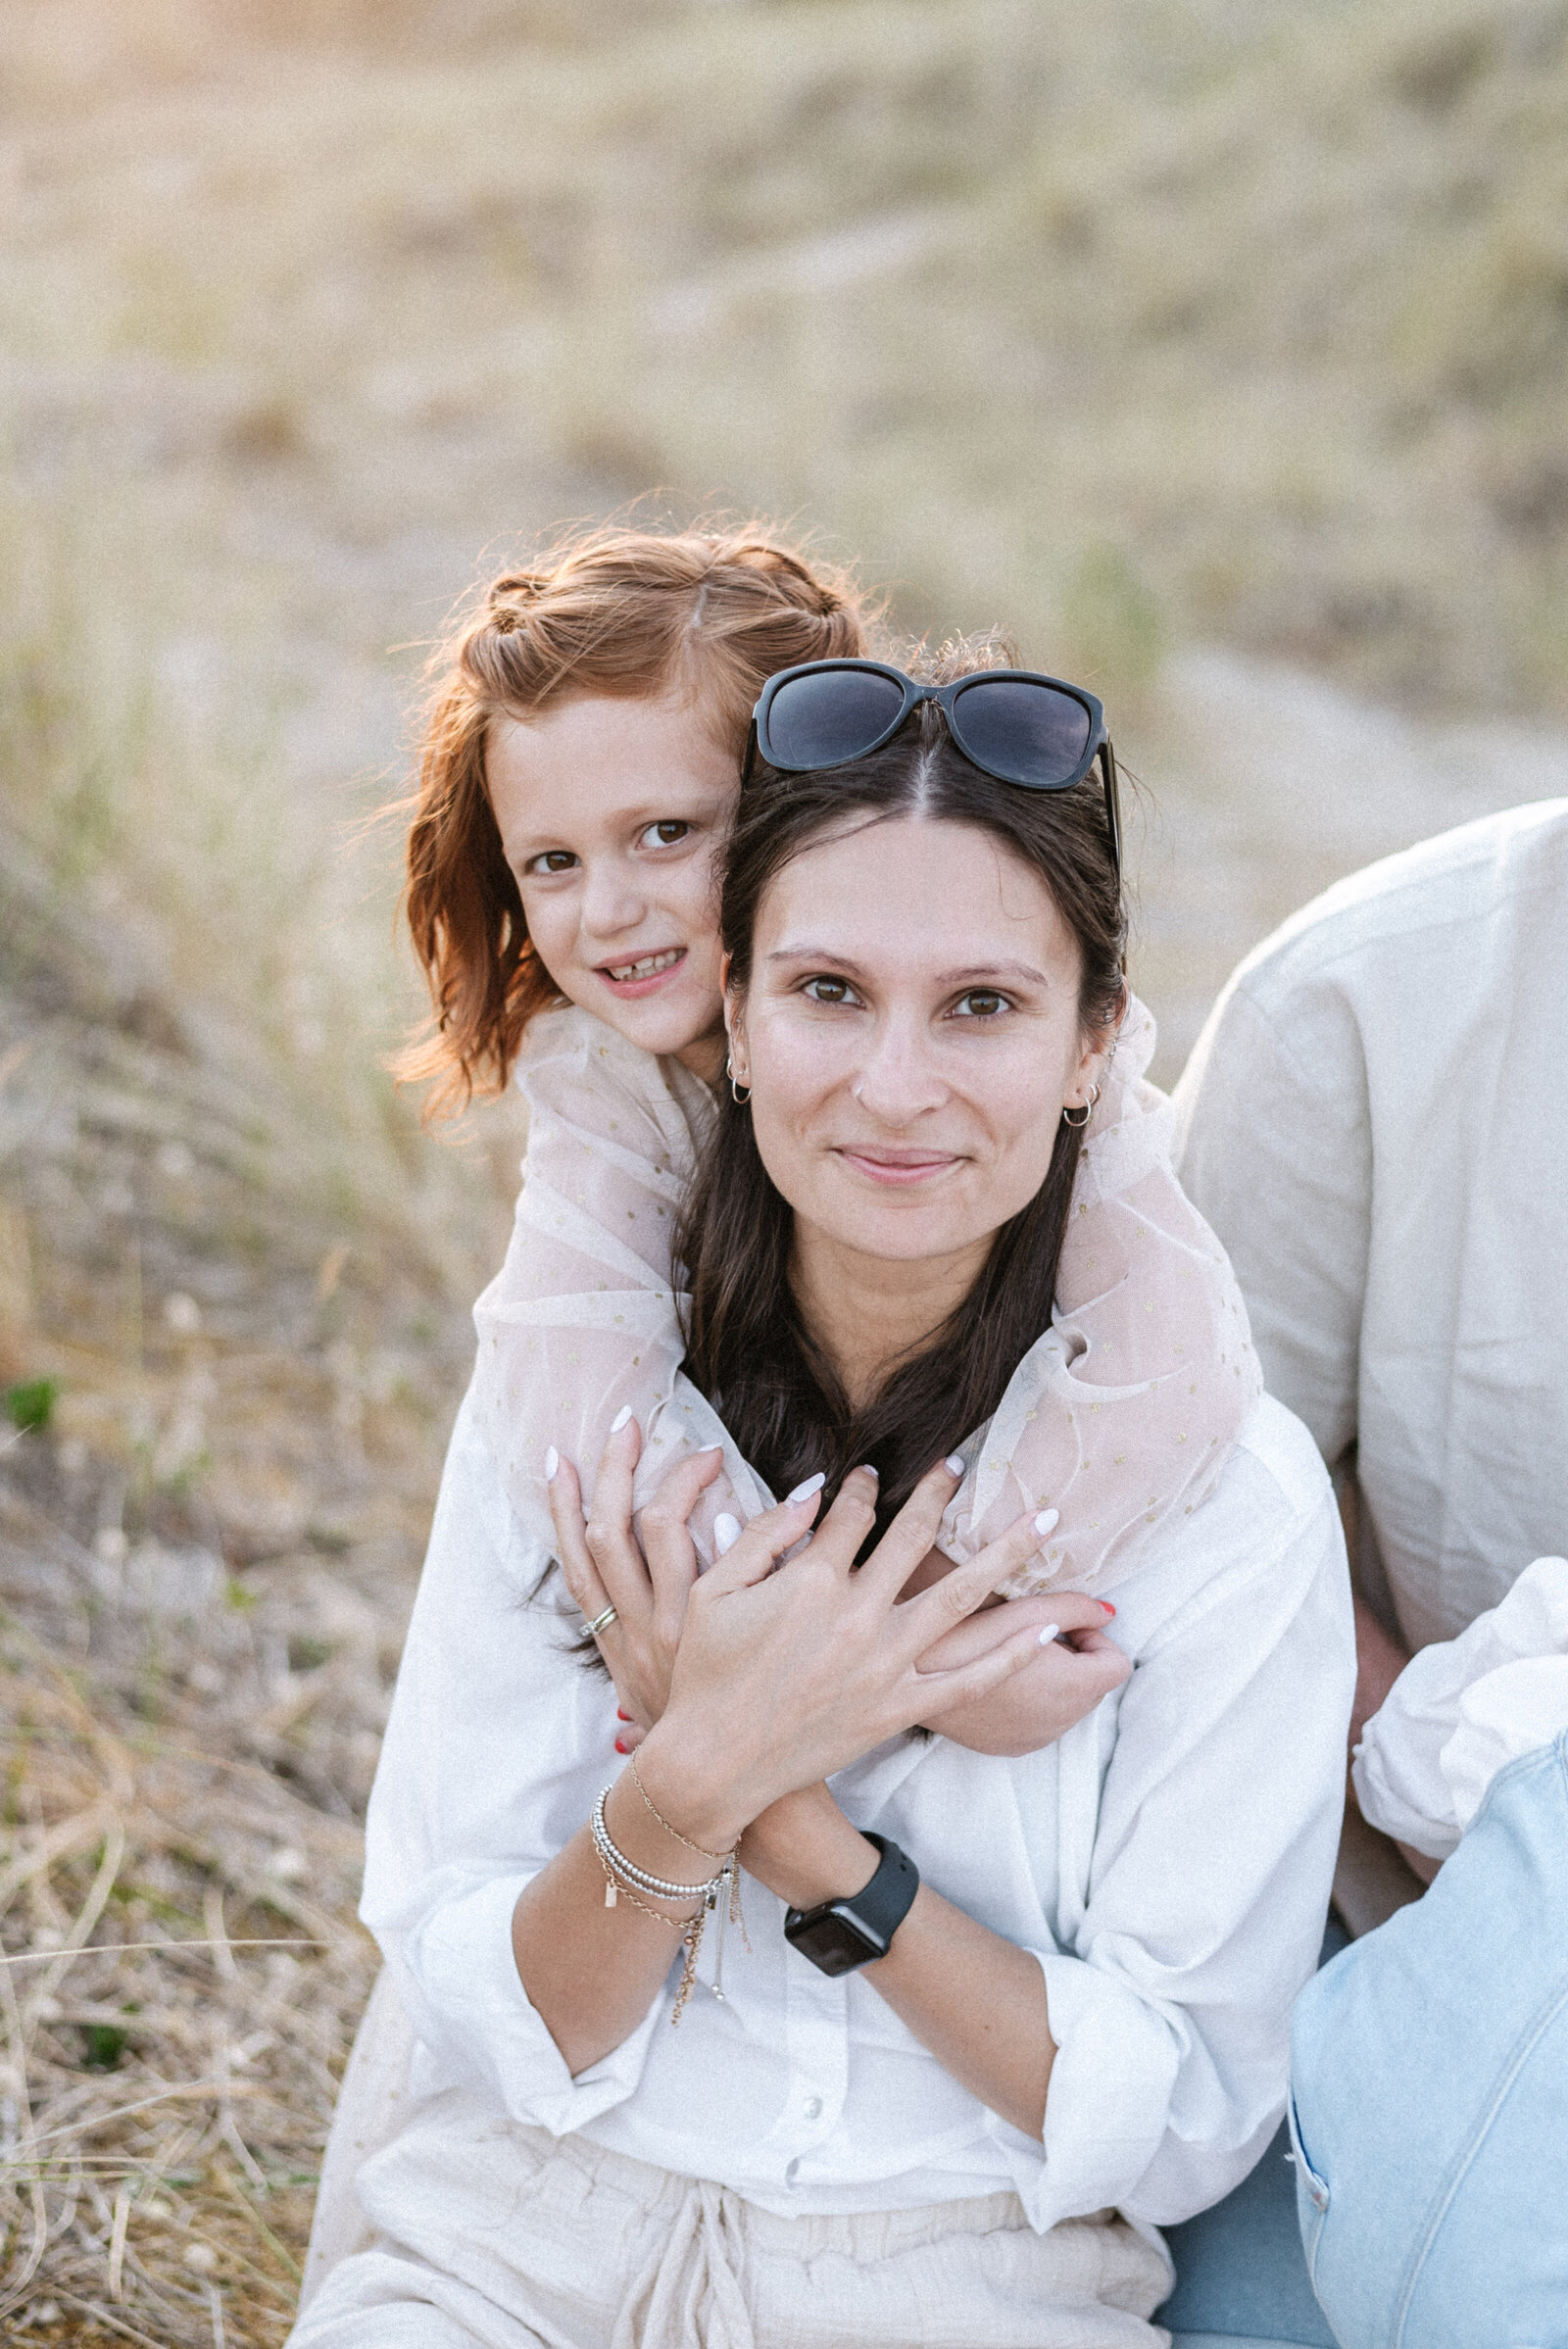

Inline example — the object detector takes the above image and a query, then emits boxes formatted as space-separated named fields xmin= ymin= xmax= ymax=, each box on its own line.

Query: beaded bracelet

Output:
xmin=592 ymin=1784 xmax=747 ymax=2022
xmin=590 ymin=1787 xmax=725 ymax=1902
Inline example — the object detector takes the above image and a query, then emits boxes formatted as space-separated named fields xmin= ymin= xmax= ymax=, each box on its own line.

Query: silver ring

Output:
xmin=584 ymin=1603 xmax=618 ymax=1639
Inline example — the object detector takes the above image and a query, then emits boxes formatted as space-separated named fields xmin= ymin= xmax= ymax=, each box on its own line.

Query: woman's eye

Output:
xmin=638 ymin=820 xmax=690 ymax=849
xmin=525 ymin=850 xmax=578 ymax=876
xmin=802 ymin=974 xmax=859 ymax=1006
xmin=951 ymin=990 xmax=1010 ymax=1018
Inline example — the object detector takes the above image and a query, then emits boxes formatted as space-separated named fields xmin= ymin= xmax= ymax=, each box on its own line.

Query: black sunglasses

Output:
xmin=743 ymin=659 xmax=1121 ymax=878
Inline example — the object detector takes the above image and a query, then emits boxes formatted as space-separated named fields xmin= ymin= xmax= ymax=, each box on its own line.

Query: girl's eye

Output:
xmin=951 ymin=990 xmax=1010 ymax=1018
xmin=802 ymin=974 xmax=860 ymax=1006
xmin=525 ymin=850 xmax=578 ymax=876
xmin=638 ymin=820 xmax=690 ymax=849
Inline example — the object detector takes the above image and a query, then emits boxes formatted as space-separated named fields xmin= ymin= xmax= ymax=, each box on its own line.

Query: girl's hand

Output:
xmin=915 ymin=1591 xmax=1131 ymax=1754
xmin=546 ymin=1418 xmax=724 ymax=1736
xmin=634 ymin=1458 xmax=1065 ymax=1850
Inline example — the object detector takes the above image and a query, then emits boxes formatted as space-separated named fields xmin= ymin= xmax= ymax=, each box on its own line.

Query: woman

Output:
xmin=291 ymin=659 xmax=1353 ymax=2349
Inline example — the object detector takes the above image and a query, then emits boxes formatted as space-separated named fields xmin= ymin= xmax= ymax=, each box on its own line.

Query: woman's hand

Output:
xmin=633 ymin=1458 xmax=1061 ymax=1851
xmin=546 ymin=1418 xmax=724 ymax=1736
xmin=915 ymin=1591 xmax=1131 ymax=1754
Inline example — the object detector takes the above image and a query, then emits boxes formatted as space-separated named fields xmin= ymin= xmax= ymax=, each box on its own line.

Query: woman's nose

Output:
xmin=850 ymin=1021 xmax=949 ymax=1124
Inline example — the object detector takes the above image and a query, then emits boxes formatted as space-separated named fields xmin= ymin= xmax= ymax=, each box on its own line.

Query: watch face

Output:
xmin=788 ymin=1904 xmax=884 ymax=1977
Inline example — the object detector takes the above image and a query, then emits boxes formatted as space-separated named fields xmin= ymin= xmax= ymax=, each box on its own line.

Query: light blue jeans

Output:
xmin=1160 ymin=1733 xmax=1568 ymax=2346
xmin=1289 ymin=1731 xmax=1568 ymax=2349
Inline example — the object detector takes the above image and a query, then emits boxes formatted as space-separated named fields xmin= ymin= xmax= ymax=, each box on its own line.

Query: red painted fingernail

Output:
xmin=616 ymin=1708 xmax=631 ymax=1721
xmin=1100 ymin=1600 xmax=1116 ymax=1617
xmin=614 ymin=1738 xmax=629 ymax=1754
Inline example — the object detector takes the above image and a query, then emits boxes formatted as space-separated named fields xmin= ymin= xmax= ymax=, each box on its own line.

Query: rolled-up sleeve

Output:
xmin=361 ymin=1389 xmax=663 ymax=2136
xmin=982 ymin=1404 xmax=1355 ymax=2231
xmin=1025 ymin=1951 xmax=1181 ymax=2222
xmin=392 ymin=1870 xmax=662 ymax=2134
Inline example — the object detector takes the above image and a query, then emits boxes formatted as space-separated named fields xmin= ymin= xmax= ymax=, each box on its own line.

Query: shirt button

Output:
xmin=803 ymin=2095 xmax=822 ymax=2120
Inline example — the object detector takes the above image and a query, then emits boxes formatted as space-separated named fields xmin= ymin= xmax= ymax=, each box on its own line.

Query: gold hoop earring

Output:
xmin=726 ymin=1055 xmax=751 ymax=1106
xmin=1062 ymin=1081 xmax=1100 ymax=1130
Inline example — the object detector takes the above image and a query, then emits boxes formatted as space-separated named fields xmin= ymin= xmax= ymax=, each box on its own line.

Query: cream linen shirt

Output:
xmin=1171 ymin=799 xmax=1568 ymax=1653
xmin=360 ymin=1387 xmax=1351 ymax=2238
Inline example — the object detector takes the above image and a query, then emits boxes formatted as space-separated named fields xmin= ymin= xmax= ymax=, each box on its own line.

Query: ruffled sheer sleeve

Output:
xmin=469 ymin=1007 xmax=770 ymax=1571
xmin=937 ymin=997 xmax=1264 ymax=1597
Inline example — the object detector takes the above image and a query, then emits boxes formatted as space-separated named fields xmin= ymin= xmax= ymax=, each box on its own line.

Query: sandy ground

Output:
xmin=1128 ymin=644 xmax=1568 ymax=1080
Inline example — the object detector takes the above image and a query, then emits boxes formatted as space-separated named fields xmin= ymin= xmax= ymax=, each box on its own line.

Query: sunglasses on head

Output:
xmin=743 ymin=658 xmax=1121 ymax=879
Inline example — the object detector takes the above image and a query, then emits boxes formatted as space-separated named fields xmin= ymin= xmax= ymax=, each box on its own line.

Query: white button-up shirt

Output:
xmin=362 ymin=1389 xmax=1351 ymax=2235
xmin=1172 ymin=799 xmax=1568 ymax=1652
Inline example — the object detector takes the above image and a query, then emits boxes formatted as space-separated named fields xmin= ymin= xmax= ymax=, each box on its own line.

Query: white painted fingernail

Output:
xmin=856 ymin=1463 xmax=879 ymax=1480
xmin=946 ymin=1454 xmax=966 ymax=1476
xmin=714 ymin=1513 xmax=742 ymax=1555
xmin=785 ymin=1472 xmax=826 ymax=1504
xmin=544 ymin=1445 xmax=559 ymax=1481
xmin=1037 ymin=1623 xmax=1061 ymax=1646
xmin=1034 ymin=1508 xmax=1059 ymax=1536
xmin=610 ymin=1405 xmax=633 ymax=1434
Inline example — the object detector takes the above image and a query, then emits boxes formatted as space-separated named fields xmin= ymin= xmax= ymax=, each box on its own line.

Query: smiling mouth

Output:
xmin=835 ymin=1147 xmax=962 ymax=1186
xmin=600 ymin=948 xmax=685 ymax=984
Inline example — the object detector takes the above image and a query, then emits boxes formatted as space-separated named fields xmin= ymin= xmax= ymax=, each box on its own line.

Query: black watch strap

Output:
xmin=784 ymin=1833 xmax=920 ymax=1974
xmin=843 ymin=1833 xmax=919 ymax=1947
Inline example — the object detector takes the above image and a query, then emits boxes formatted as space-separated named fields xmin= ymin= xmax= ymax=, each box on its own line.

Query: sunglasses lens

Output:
xmin=764 ymin=668 xmax=906 ymax=769
xmin=952 ymin=679 xmax=1092 ymax=786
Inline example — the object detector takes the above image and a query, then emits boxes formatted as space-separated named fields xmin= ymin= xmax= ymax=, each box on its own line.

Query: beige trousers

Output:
xmin=288 ymin=2076 xmax=1171 ymax=2349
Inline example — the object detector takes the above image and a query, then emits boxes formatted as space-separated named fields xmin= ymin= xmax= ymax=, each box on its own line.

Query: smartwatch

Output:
xmin=783 ymin=1833 xmax=919 ymax=1977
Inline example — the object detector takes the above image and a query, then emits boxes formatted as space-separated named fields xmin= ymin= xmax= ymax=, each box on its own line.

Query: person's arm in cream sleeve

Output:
xmin=1170 ymin=973 xmax=1370 ymax=1469
xmin=1170 ymin=968 xmax=1407 ymax=1752
xmin=469 ymin=1008 xmax=767 ymax=1569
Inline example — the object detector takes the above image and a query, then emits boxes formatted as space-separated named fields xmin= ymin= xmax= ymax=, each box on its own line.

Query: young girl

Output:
xmin=403 ymin=523 xmax=1260 ymax=1671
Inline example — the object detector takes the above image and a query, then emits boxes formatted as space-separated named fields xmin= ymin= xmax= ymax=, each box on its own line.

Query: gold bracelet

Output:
xmin=622 ymin=1760 xmax=750 ymax=1985
xmin=598 ymin=1773 xmax=751 ymax=2020
xmin=628 ymin=1753 xmax=733 ymax=1864
xmin=594 ymin=1840 xmax=708 ymax=2025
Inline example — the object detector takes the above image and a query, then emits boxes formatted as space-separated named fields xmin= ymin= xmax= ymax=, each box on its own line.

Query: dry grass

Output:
xmin=0 ymin=1417 xmax=404 ymax=2347
xmin=0 ymin=474 xmax=519 ymax=2333
xmin=0 ymin=1596 xmax=368 ymax=2347
xmin=0 ymin=989 xmax=468 ymax=2345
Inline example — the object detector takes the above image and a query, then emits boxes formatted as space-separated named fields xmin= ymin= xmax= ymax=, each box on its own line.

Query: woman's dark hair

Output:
xmin=675 ymin=639 xmax=1128 ymax=1540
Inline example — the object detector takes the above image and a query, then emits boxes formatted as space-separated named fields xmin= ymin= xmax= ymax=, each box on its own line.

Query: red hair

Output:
xmin=395 ymin=524 xmax=872 ymax=1121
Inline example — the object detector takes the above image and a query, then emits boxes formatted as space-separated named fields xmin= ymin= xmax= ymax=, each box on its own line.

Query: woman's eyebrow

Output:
xmin=764 ymin=945 xmax=867 ymax=971
xmin=937 ymin=963 xmax=1049 ymax=987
